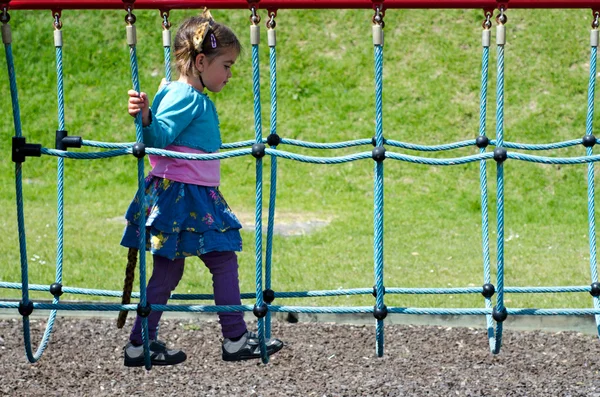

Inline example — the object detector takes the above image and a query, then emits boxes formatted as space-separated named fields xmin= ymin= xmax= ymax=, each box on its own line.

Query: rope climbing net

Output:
xmin=3 ymin=0 xmax=600 ymax=370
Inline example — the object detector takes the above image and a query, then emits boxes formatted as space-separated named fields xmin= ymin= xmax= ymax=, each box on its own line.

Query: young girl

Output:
xmin=120 ymin=10 xmax=283 ymax=367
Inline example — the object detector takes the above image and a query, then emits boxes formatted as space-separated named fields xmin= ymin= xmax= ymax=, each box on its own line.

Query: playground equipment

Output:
xmin=3 ymin=0 xmax=600 ymax=370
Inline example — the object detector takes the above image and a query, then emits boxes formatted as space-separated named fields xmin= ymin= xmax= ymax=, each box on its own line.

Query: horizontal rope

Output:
xmin=1 ymin=282 xmax=593 ymax=299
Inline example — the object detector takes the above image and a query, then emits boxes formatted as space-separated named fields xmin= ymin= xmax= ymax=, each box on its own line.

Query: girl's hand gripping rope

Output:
xmin=128 ymin=90 xmax=150 ymax=127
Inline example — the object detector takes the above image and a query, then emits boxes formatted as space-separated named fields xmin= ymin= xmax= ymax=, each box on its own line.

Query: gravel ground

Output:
xmin=1 ymin=317 xmax=600 ymax=396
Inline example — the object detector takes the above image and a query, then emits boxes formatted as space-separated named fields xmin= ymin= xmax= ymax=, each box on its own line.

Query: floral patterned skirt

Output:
xmin=120 ymin=176 xmax=242 ymax=260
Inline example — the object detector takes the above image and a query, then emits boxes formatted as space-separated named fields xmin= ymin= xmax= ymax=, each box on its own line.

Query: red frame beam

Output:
xmin=2 ymin=0 xmax=600 ymax=10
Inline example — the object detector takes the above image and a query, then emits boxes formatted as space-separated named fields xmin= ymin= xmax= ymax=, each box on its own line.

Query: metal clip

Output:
xmin=250 ymin=6 xmax=261 ymax=25
xmin=1 ymin=7 xmax=10 ymax=24
xmin=125 ymin=6 xmax=136 ymax=26
xmin=53 ymin=12 xmax=62 ymax=30
xmin=373 ymin=6 xmax=385 ymax=28
xmin=162 ymin=11 xmax=171 ymax=30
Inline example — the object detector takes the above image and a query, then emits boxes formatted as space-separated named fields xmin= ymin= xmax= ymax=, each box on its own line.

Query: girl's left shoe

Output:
xmin=222 ymin=330 xmax=284 ymax=361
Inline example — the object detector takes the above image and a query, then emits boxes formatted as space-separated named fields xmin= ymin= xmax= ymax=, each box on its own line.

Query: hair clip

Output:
xmin=210 ymin=33 xmax=217 ymax=49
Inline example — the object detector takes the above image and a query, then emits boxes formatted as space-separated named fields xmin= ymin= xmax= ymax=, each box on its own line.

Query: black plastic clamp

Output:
xmin=373 ymin=304 xmax=388 ymax=320
xmin=481 ymin=283 xmax=495 ymax=298
xmin=252 ymin=143 xmax=266 ymax=159
xmin=55 ymin=130 xmax=82 ymax=151
xmin=18 ymin=300 xmax=34 ymax=317
xmin=263 ymin=289 xmax=275 ymax=304
xmin=372 ymin=285 xmax=386 ymax=298
xmin=136 ymin=303 xmax=152 ymax=318
xmin=12 ymin=137 xmax=41 ymax=163
xmin=492 ymin=306 xmax=508 ymax=322
xmin=253 ymin=303 xmax=268 ymax=318
xmin=49 ymin=282 xmax=63 ymax=297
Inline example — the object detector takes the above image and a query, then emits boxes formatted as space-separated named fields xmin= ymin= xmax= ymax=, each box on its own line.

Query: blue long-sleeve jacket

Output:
xmin=143 ymin=81 xmax=221 ymax=153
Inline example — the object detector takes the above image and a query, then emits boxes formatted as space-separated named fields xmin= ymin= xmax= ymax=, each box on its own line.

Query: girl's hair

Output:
xmin=173 ymin=10 xmax=241 ymax=77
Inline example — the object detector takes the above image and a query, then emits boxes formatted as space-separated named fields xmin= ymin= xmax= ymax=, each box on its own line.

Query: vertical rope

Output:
xmin=478 ymin=22 xmax=495 ymax=352
xmin=372 ymin=21 xmax=385 ymax=357
xmin=251 ymin=21 xmax=268 ymax=362
xmin=4 ymin=19 xmax=36 ymax=363
xmin=492 ymin=18 xmax=506 ymax=354
xmin=127 ymin=18 xmax=151 ymax=369
xmin=585 ymin=28 xmax=600 ymax=335
xmin=265 ymin=25 xmax=278 ymax=341
xmin=163 ymin=46 xmax=171 ymax=82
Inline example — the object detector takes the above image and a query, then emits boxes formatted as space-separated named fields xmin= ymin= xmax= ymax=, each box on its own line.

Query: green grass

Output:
xmin=1 ymin=8 xmax=600 ymax=311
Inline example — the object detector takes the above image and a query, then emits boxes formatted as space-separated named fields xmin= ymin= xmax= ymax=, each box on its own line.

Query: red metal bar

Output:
xmin=2 ymin=0 xmax=600 ymax=11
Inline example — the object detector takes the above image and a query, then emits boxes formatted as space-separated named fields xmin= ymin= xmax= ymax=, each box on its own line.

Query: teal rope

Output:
xmin=264 ymin=36 xmax=278 ymax=340
xmin=251 ymin=40 xmax=268 ymax=363
xmin=4 ymin=25 xmax=38 ymax=363
xmin=3 ymin=281 xmax=593 ymax=299
xmin=492 ymin=35 xmax=506 ymax=355
xmin=373 ymin=41 xmax=385 ymax=357
xmin=128 ymin=38 xmax=151 ymax=369
xmin=163 ymin=42 xmax=171 ymax=82
xmin=478 ymin=34 xmax=495 ymax=352
xmin=585 ymin=39 xmax=600 ymax=336
xmin=6 ymin=300 xmax=600 ymax=316
xmin=83 ymin=136 xmax=587 ymax=152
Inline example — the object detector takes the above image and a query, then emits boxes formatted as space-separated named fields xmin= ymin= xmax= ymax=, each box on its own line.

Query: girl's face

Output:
xmin=197 ymin=48 xmax=238 ymax=93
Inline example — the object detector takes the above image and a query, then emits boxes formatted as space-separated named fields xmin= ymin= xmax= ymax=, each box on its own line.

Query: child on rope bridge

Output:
xmin=120 ymin=9 xmax=284 ymax=367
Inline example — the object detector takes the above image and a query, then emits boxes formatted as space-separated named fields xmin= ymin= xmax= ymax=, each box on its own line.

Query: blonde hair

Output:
xmin=173 ymin=9 xmax=241 ymax=77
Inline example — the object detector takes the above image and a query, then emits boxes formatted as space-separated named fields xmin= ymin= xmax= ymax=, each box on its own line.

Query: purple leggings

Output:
xmin=130 ymin=251 xmax=247 ymax=344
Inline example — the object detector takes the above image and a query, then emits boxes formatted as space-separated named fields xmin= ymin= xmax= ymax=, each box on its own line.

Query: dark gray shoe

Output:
xmin=124 ymin=340 xmax=186 ymax=367
xmin=222 ymin=331 xmax=284 ymax=361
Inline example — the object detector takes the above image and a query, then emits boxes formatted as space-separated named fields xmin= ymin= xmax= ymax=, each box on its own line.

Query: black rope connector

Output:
xmin=590 ymin=282 xmax=600 ymax=297
xmin=132 ymin=142 xmax=146 ymax=158
xmin=372 ymin=285 xmax=386 ymax=298
xmin=583 ymin=134 xmax=597 ymax=148
xmin=12 ymin=137 xmax=42 ymax=163
xmin=251 ymin=143 xmax=266 ymax=159
xmin=481 ymin=283 xmax=495 ymax=298
xmin=373 ymin=304 xmax=388 ymax=320
xmin=371 ymin=136 xmax=387 ymax=146
xmin=492 ymin=306 xmax=508 ymax=322
xmin=253 ymin=303 xmax=268 ymax=318
xmin=372 ymin=146 xmax=386 ymax=162
xmin=18 ymin=300 xmax=34 ymax=317
xmin=475 ymin=135 xmax=489 ymax=148
xmin=263 ymin=289 xmax=275 ymax=304
xmin=49 ymin=282 xmax=63 ymax=297
xmin=136 ymin=303 xmax=151 ymax=318
xmin=55 ymin=130 xmax=82 ymax=151
xmin=266 ymin=133 xmax=281 ymax=147
xmin=493 ymin=147 xmax=507 ymax=163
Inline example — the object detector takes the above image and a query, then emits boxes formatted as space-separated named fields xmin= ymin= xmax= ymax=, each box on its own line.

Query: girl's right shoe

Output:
xmin=123 ymin=340 xmax=187 ymax=367
xmin=222 ymin=330 xmax=284 ymax=361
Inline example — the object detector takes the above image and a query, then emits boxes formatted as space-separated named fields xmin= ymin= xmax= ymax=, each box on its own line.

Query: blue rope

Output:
xmin=163 ymin=41 xmax=171 ymax=82
xmin=251 ymin=37 xmax=268 ymax=363
xmin=492 ymin=31 xmax=506 ymax=355
xmin=128 ymin=34 xmax=151 ymax=369
xmin=478 ymin=32 xmax=496 ymax=352
xmin=585 ymin=37 xmax=600 ymax=337
xmin=3 ymin=281 xmax=594 ymax=299
xmin=4 ymin=25 xmax=37 ymax=363
xmin=264 ymin=31 xmax=278 ymax=340
xmin=373 ymin=39 xmax=385 ymax=357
